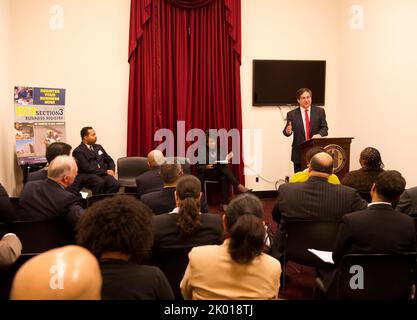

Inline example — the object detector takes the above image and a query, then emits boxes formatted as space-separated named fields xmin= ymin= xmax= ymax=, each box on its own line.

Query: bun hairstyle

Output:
xmin=360 ymin=147 xmax=384 ymax=169
xmin=225 ymin=193 xmax=266 ymax=264
xmin=175 ymin=175 xmax=202 ymax=237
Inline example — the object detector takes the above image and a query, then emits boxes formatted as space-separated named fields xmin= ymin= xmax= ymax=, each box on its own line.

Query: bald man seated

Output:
xmin=136 ymin=150 xmax=166 ymax=197
xmin=10 ymin=245 xmax=102 ymax=300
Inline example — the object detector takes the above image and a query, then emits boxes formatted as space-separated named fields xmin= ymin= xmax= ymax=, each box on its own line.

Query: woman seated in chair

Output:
xmin=180 ymin=193 xmax=282 ymax=300
xmin=76 ymin=195 xmax=174 ymax=300
xmin=196 ymin=130 xmax=250 ymax=211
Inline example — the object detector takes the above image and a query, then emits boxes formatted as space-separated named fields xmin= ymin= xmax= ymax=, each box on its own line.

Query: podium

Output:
xmin=300 ymin=137 xmax=354 ymax=180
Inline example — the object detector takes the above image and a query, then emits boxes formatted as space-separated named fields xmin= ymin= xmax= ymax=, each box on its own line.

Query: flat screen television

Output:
xmin=252 ymin=60 xmax=326 ymax=106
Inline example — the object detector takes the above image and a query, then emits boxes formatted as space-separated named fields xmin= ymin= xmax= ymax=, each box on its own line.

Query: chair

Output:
xmin=316 ymin=253 xmax=417 ymax=300
xmin=165 ymin=157 xmax=191 ymax=174
xmin=151 ymin=247 xmax=192 ymax=300
xmin=117 ymin=157 xmax=149 ymax=191
xmin=282 ymin=221 xmax=341 ymax=292
xmin=10 ymin=220 xmax=75 ymax=254
xmin=86 ymin=193 xmax=139 ymax=207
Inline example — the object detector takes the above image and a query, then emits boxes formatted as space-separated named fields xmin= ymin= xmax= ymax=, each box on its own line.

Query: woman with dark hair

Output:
xmin=76 ymin=195 xmax=174 ymax=300
xmin=153 ymin=174 xmax=224 ymax=251
xmin=180 ymin=193 xmax=281 ymax=300
xmin=342 ymin=147 xmax=385 ymax=194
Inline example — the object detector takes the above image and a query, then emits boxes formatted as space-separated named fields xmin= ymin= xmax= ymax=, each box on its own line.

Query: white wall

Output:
xmin=241 ymin=0 xmax=341 ymax=191
xmin=3 ymin=0 xmax=131 ymax=195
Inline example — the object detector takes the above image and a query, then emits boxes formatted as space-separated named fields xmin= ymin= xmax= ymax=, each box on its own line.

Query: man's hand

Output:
xmin=107 ymin=170 xmax=115 ymax=176
xmin=312 ymin=134 xmax=322 ymax=139
xmin=285 ymin=121 xmax=293 ymax=135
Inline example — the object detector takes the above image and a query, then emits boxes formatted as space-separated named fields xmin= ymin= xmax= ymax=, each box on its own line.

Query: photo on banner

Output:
xmin=14 ymin=86 xmax=66 ymax=165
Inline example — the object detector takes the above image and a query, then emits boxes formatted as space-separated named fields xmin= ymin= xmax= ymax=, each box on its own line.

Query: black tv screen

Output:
xmin=252 ymin=60 xmax=326 ymax=106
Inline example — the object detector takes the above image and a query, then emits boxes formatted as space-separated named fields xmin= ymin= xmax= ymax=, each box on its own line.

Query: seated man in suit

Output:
xmin=317 ymin=170 xmax=416 ymax=298
xmin=136 ymin=149 xmax=165 ymax=197
xmin=71 ymin=127 xmax=119 ymax=195
xmin=19 ymin=155 xmax=84 ymax=226
xmin=0 ymin=183 xmax=17 ymax=223
xmin=27 ymin=142 xmax=72 ymax=182
xmin=10 ymin=245 xmax=102 ymax=300
xmin=141 ymin=161 xmax=208 ymax=215
xmin=271 ymin=152 xmax=368 ymax=260
xmin=396 ymin=186 xmax=417 ymax=216
xmin=0 ymin=233 xmax=22 ymax=269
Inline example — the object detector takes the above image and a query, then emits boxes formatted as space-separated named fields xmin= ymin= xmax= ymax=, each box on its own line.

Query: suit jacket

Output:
xmin=72 ymin=143 xmax=115 ymax=176
xmin=141 ymin=187 xmax=209 ymax=215
xmin=271 ymin=176 xmax=368 ymax=258
xmin=332 ymin=203 xmax=417 ymax=265
xmin=180 ymin=239 xmax=281 ymax=300
xmin=0 ymin=234 xmax=22 ymax=269
xmin=341 ymin=167 xmax=384 ymax=193
xmin=136 ymin=167 xmax=163 ymax=197
xmin=19 ymin=179 xmax=84 ymax=226
xmin=396 ymin=186 xmax=417 ymax=216
xmin=27 ymin=168 xmax=48 ymax=182
xmin=283 ymin=106 xmax=328 ymax=164
xmin=152 ymin=212 xmax=224 ymax=251
xmin=0 ymin=184 xmax=17 ymax=223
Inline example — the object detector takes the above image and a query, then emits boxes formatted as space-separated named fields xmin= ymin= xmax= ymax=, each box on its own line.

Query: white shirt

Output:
xmin=368 ymin=202 xmax=392 ymax=207
xmin=300 ymin=107 xmax=311 ymax=139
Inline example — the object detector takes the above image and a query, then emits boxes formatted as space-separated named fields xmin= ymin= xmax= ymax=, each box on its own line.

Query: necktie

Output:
xmin=89 ymin=145 xmax=94 ymax=152
xmin=305 ymin=109 xmax=310 ymax=140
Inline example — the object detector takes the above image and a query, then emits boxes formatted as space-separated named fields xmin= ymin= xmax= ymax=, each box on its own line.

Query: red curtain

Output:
xmin=127 ymin=0 xmax=243 ymax=183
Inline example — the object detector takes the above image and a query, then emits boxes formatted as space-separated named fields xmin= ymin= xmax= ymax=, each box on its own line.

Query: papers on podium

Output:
xmin=308 ymin=249 xmax=334 ymax=264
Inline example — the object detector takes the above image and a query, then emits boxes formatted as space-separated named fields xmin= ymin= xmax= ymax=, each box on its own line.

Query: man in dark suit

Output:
xmin=0 ymin=183 xmax=17 ymax=223
xmin=71 ymin=127 xmax=119 ymax=195
xmin=271 ymin=152 xmax=367 ymax=260
xmin=27 ymin=142 xmax=72 ymax=182
xmin=396 ymin=186 xmax=417 ymax=216
xmin=141 ymin=162 xmax=209 ymax=215
xmin=19 ymin=155 xmax=84 ymax=226
xmin=317 ymin=170 xmax=416 ymax=298
xmin=136 ymin=149 xmax=165 ymax=197
xmin=283 ymin=88 xmax=328 ymax=173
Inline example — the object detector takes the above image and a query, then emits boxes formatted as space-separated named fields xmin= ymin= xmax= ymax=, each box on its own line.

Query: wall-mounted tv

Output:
xmin=252 ymin=60 xmax=326 ymax=106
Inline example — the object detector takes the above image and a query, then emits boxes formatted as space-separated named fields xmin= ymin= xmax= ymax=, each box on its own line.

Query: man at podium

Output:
xmin=283 ymin=88 xmax=328 ymax=173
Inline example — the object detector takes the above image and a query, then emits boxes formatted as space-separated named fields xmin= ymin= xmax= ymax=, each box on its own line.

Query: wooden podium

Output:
xmin=300 ymin=137 xmax=354 ymax=180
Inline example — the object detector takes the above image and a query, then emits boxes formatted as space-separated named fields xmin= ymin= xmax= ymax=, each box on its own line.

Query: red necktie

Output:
xmin=305 ymin=109 xmax=310 ymax=140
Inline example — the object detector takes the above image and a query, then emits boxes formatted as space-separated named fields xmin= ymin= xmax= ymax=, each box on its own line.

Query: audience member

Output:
xmin=271 ymin=152 xmax=367 ymax=260
xmin=396 ymin=186 xmax=417 ymax=216
xmin=341 ymin=147 xmax=384 ymax=193
xmin=0 ymin=183 xmax=17 ymax=223
xmin=10 ymin=245 xmax=102 ymax=300
xmin=136 ymin=149 xmax=165 ymax=197
xmin=196 ymin=130 xmax=250 ymax=212
xmin=318 ymin=171 xmax=416 ymax=297
xmin=27 ymin=142 xmax=72 ymax=182
xmin=152 ymin=175 xmax=223 ymax=252
xmin=19 ymin=155 xmax=84 ymax=226
xmin=141 ymin=161 xmax=208 ymax=214
xmin=71 ymin=127 xmax=119 ymax=195
xmin=180 ymin=193 xmax=281 ymax=300
xmin=76 ymin=195 xmax=174 ymax=300
xmin=289 ymin=146 xmax=340 ymax=184
xmin=0 ymin=234 xmax=22 ymax=269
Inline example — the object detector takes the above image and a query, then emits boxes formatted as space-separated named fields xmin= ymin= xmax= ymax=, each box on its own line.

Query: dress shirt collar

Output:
xmin=368 ymin=202 xmax=392 ymax=207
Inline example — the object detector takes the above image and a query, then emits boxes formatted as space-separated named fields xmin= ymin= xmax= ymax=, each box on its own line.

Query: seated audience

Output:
xmin=10 ymin=245 xmax=102 ymax=300
xmin=180 ymin=193 xmax=281 ymax=300
xmin=152 ymin=175 xmax=223 ymax=251
xmin=76 ymin=195 xmax=174 ymax=300
xmin=341 ymin=147 xmax=384 ymax=193
xmin=0 ymin=183 xmax=17 ymax=223
xmin=196 ymin=130 xmax=250 ymax=211
xmin=318 ymin=170 xmax=417 ymax=297
xmin=396 ymin=186 xmax=417 ymax=216
xmin=271 ymin=152 xmax=367 ymax=260
xmin=0 ymin=233 xmax=22 ymax=269
xmin=19 ymin=155 xmax=84 ymax=226
xmin=289 ymin=146 xmax=340 ymax=184
xmin=136 ymin=149 xmax=165 ymax=197
xmin=141 ymin=161 xmax=208 ymax=214
xmin=71 ymin=127 xmax=119 ymax=195
xmin=27 ymin=142 xmax=72 ymax=182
